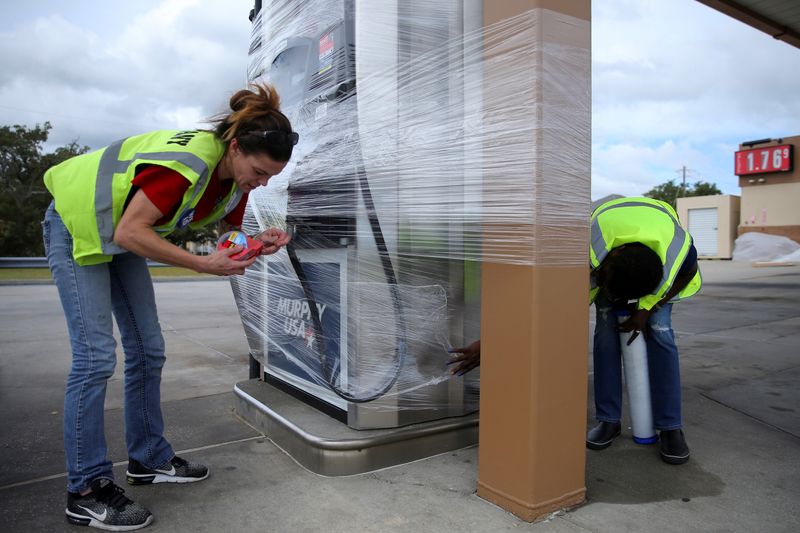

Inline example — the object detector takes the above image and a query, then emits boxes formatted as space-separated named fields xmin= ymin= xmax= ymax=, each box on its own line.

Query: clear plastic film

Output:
xmin=231 ymin=1 xmax=589 ymax=423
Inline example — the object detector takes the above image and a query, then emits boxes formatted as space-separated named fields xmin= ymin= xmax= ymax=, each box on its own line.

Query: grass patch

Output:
xmin=0 ymin=268 xmax=53 ymax=281
xmin=149 ymin=267 xmax=213 ymax=278
xmin=0 ymin=267 xmax=213 ymax=282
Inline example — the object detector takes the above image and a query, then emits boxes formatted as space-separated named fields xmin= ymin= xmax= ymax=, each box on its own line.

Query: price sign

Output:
xmin=735 ymin=144 xmax=793 ymax=176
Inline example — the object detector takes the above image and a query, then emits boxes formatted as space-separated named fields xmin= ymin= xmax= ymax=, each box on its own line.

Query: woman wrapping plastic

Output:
xmin=43 ymin=84 xmax=295 ymax=530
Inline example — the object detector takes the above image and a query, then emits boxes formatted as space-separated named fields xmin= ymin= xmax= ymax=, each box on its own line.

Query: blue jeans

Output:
xmin=43 ymin=203 xmax=174 ymax=493
xmin=592 ymin=292 xmax=682 ymax=431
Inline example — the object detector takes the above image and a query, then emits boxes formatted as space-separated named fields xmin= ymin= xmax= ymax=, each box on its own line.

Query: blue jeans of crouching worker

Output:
xmin=43 ymin=203 xmax=175 ymax=493
xmin=592 ymin=292 xmax=683 ymax=431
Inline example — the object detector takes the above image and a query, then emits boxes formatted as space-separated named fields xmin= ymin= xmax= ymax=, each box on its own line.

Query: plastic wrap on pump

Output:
xmin=230 ymin=1 xmax=590 ymax=413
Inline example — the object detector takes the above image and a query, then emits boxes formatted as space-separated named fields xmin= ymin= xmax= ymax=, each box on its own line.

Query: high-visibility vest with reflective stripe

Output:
xmin=44 ymin=130 xmax=242 ymax=266
xmin=589 ymin=197 xmax=702 ymax=310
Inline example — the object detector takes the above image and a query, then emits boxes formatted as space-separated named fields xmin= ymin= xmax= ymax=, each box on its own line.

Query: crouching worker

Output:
xmin=43 ymin=84 xmax=295 ymax=530
xmin=588 ymin=197 xmax=701 ymax=464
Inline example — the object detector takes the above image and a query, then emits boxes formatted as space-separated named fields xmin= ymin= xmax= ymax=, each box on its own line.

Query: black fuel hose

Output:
xmin=286 ymin=163 xmax=408 ymax=403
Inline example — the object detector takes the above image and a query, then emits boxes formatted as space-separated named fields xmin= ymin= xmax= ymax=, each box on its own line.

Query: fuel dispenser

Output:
xmin=232 ymin=0 xmax=482 ymax=429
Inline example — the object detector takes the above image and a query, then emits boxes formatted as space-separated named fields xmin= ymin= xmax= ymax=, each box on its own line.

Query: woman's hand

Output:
xmin=115 ymin=190 xmax=259 ymax=276
xmin=447 ymin=340 xmax=481 ymax=376
xmin=254 ymin=228 xmax=291 ymax=255
xmin=200 ymin=246 xmax=258 ymax=276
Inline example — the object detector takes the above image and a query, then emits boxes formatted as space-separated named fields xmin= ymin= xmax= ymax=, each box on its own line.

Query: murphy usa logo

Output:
xmin=276 ymin=297 xmax=329 ymax=348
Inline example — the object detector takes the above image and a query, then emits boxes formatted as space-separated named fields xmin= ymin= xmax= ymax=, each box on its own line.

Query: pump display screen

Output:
xmin=270 ymin=45 xmax=311 ymax=109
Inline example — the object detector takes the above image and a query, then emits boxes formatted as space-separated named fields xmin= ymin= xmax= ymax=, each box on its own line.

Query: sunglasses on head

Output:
xmin=245 ymin=130 xmax=299 ymax=146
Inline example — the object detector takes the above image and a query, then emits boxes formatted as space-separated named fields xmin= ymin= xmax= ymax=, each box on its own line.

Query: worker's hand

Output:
xmin=201 ymin=246 xmax=258 ymax=276
xmin=616 ymin=309 xmax=650 ymax=344
xmin=254 ymin=227 xmax=291 ymax=255
xmin=447 ymin=340 xmax=481 ymax=376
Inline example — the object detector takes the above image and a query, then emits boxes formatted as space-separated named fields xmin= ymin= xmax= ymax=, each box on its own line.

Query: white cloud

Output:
xmin=592 ymin=0 xmax=800 ymax=199
xmin=0 ymin=0 xmax=252 ymax=150
xmin=592 ymin=139 xmax=725 ymax=196
xmin=1 ymin=0 xmax=798 ymax=202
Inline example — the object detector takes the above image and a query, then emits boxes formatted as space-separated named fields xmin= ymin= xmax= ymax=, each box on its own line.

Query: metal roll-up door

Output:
xmin=688 ymin=207 xmax=718 ymax=257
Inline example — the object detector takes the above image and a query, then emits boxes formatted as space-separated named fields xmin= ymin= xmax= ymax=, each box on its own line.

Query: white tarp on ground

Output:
xmin=776 ymin=248 xmax=800 ymax=262
xmin=732 ymin=232 xmax=800 ymax=263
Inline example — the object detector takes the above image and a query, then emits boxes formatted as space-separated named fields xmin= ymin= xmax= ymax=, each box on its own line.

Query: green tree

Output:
xmin=643 ymin=179 xmax=722 ymax=209
xmin=0 ymin=123 xmax=89 ymax=256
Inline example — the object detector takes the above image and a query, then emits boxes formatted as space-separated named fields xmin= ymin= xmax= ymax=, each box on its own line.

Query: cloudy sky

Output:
xmin=1 ymin=0 xmax=799 ymax=200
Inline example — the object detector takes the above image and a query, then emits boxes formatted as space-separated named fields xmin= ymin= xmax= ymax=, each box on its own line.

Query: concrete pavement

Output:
xmin=1 ymin=260 xmax=798 ymax=532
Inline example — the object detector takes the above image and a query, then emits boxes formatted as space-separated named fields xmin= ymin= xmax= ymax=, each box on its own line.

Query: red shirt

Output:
xmin=131 ymin=165 xmax=248 ymax=227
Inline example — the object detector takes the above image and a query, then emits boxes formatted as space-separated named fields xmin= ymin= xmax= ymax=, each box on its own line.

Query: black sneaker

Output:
xmin=126 ymin=456 xmax=209 ymax=485
xmin=659 ymin=429 xmax=690 ymax=465
xmin=66 ymin=478 xmax=153 ymax=531
xmin=586 ymin=421 xmax=622 ymax=450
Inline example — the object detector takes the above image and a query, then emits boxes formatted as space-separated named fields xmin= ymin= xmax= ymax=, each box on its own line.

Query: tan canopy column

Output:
xmin=477 ymin=0 xmax=591 ymax=522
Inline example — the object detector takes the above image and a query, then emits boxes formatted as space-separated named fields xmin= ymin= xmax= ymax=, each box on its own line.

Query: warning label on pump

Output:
xmin=318 ymin=33 xmax=334 ymax=74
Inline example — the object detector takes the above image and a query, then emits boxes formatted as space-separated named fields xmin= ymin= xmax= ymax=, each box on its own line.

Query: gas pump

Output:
xmin=232 ymin=0 xmax=481 ymax=429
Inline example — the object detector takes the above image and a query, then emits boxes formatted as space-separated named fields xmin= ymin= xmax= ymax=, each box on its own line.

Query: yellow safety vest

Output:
xmin=589 ymin=197 xmax=702 ymax=310
xmin=44 ymin=130 xmax=242 ymax=266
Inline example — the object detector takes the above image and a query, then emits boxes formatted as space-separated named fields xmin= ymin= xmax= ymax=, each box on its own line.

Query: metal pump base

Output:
xmin=234 ymin=379 xmax=479 ymax=477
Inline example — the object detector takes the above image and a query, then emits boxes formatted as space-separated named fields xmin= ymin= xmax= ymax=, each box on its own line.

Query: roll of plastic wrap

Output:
xmin=217 ymin=231 xmax=263 ymax=261
xmin=617 ymin=310 xmax=658 ymax=444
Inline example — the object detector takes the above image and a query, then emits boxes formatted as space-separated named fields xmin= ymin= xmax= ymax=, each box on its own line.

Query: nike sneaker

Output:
xmin=66 ymin=478 xmax=153 ymax=531
xmin=126 ymin=456 xmax=209 ymax=485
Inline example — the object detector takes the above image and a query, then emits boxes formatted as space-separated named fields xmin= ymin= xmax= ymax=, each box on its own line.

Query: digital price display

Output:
xmin=735 ymin=144 xmax=793 ymax=176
